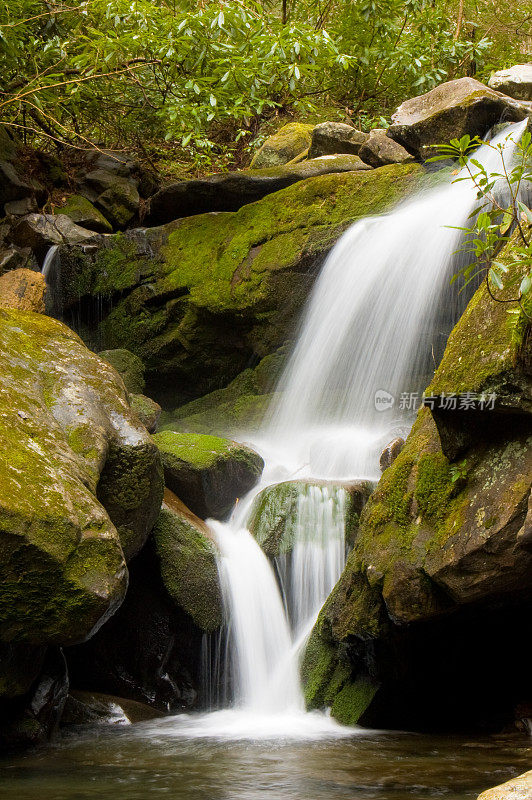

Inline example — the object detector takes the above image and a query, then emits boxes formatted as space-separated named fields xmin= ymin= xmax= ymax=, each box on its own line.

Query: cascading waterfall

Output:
xmin=170 ymin=121 xmax=529 ymax=738
xmin=265 ymin=119 xmax=530 ymax=480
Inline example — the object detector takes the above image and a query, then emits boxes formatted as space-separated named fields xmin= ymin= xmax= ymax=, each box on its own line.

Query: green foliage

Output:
xmin=430 ymin=129 xmax=532 ymax=315
xmin=0 ymin=0 xmax=518 ymax=165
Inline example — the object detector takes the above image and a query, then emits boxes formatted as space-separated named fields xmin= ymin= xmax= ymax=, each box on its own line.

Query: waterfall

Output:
xmin=41 ymin=244 xmax=60 ymax=280
xmin=265 ymin=119 xmax=530 ymax=480
xmin=173 ymin=121 xmax=529 ymax=737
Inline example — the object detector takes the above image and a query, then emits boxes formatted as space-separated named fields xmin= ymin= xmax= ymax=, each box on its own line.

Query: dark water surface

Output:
xmin=0 ymin=718 xmax=530 ymax=800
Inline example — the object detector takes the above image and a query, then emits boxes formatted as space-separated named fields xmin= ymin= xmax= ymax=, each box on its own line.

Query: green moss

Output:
xmin=415 ymin=452 xmax=455 ymax=525
xmin=250 ymin=122 xmax=314 ymax=168
xmin=152 ymin=430 xmax=239 ymax=470
xmin=98 ymin=348 xmax=146 ymax=393
xmin=61 ymin=195 xmax=113 ymax=233
xmin=330 ymin=677 xmax=379 ymax=726
xmin=153 ymin=507 xmax=222 ymax=633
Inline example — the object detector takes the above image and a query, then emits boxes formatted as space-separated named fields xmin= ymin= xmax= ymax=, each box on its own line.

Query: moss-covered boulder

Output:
xmin=152 ymin=430 xmax=263 ymax=519
xmin=144 ymin=155 xmax=370 ymax=226
xmin=153 ymin=494 xmax=223 ymax=632
xmin=160 ymin=348 xmax=286 ymax=436
xmin=0 ymin=309 xmax=164 ymax=649
xmin=302 ymin=239 xmax=532 ymax=731
xmin=58 ymin=163 xmax=426 ymax=396
xmin=250 ymin=122 xmax=314 ymax=168
xmin=98 ymin=348 xmax=146 ymax=394
xmin=248 ymin=479 xmax=372 ymax=558
xmin=129 ymin=393 xmax=161 ymax=433
xmin=61 ymin=195 xmax=113 ymax=234
xmin=387 ymin=77 xmax=529 ymax=159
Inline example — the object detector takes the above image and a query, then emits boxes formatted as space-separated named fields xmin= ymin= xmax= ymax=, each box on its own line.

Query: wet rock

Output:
xmin=98 ymin=348 xmax=146 ymax=394
xmin=0 ymin=268 xmax=46 ymax=312
xmin=144 ymin=155 xmax=371 ymax=226
xmin=129 ymin=393 xmax=161 ymax=433
xmin=489 ymin=64 xmax=532 ymax=102
xmin=248 ymin=479 xmax=372 ymax=557
xmin=387 ymin=77 xmax=529 ymax=159
xmin=309 ymin=122 xmax=368 ymax=158
xmin=61 ymin=194 xmax=113 ymax=233
xmin=62 ymin=690 xmax=163 ymax=725
xmin=0 ymin=309 xmax=163 ymax=645
xmin=8 ymin=213 xmax=96 ymax=262
xmin=152 ymin=430 xmax=263 ymax=520
xmin=477 ymin=771 xmax=532 ymax=800
xmin=0 ymin=648 xmax=68 ymax=749
xmin=153 ymin=493 xmax=223 ymax=632
xmin=0 ymin=643 xmax=47 ymax=699
xmin=250 ymin=122 xmax=314 ymax=168
xmin=359 ymin=129 xmax=415 ymax=167
xmin=379 ymin=437 xmax=405 ymax=471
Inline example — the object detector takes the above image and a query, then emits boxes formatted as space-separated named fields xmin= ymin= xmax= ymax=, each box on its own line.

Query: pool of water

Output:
xmin=0 ymin=713 xmax=530 ymax=800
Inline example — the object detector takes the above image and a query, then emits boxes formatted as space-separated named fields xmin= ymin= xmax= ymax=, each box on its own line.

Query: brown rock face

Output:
xmin=0 ymin=268 xmax=46 ymax=313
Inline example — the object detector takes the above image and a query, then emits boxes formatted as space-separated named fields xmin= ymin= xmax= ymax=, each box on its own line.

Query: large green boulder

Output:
xmin=387 ymin=77 xmax=529 ymax=159
xmin=153 ymin=497 xmax=223 ymax=632
xmin=58 ymin=163 xmax=426 ymax=396
xmin=302 ymin=238 xmax=532 ymax=731
xmin=250 ymin=122 xmax=314 ymax=168
xmin=0 ymin=309 xmax=164 ymax=648
xmin=152 ymin=430 xmax=264 ymax=519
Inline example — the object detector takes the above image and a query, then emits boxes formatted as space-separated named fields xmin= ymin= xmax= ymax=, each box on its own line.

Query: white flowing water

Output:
xmin=41 ymin=244 xmax=60 ymax=280
xmin=166 ymin=121 xmax=529 ymax=739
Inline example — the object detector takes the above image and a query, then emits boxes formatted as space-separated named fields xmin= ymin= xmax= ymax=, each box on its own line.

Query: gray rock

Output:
xmin=0 ymin=160 xmax=33 ymax=206
xmin=387 ymin=77 xmax=530 ymax=159
xmin=129 ymin=393 xmax=162 ymax=433
xmin=359 ymin=129 xmax=415 ymax=167
xmin=144 ymin=155 xmax=371 ymax=225
xmin=4 ymin=196 xmax=38 ymax=217
xmin=8 ymin=213 xmax=96 ymax=261
xmin=488 ymin=64 xmax=532 ymax=101
xmin=60 ymin=194 xmax=113 ymax=234
xmin=309 ymin=122 xmax=368 ymax=158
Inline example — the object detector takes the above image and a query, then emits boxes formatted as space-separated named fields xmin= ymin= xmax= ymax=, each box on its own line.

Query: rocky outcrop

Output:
xmin=0 ymin=268 xmax=46 ymax=312
xmin=301 ymin=236 xmax=532 ymax=732
xmin=308 ymin=122 xmax=368 ymax=158
xmin=57 ymin=163 xmax=427 ymax=396
xmin=152 ymin=430 xmax=264 ymax=519
xmin=387 ymin=77 xmax=530 ymax=159
xmin=0 ymin=309 xmax=164 ymax=650
xmin=144 ymin=155 xmax=371 ymax=226
xmin=477 ymin=771 xmax=532 ymax=800
xmin=359 ymin=129 xmax=415 ymax=167
xmin=250 ymin=122 xmax=313 ymax=168
xmin=489 ymin=65 xmax=532 ymax=102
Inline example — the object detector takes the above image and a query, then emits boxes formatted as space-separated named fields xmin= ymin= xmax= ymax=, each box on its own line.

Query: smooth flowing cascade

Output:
xmin=265 ymin=120 xmax=530 ymax=480
xmin=211 ymin=518 xmax=302 ymax=713
xmin=277 ymin=484 xmax=347 ymax=639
